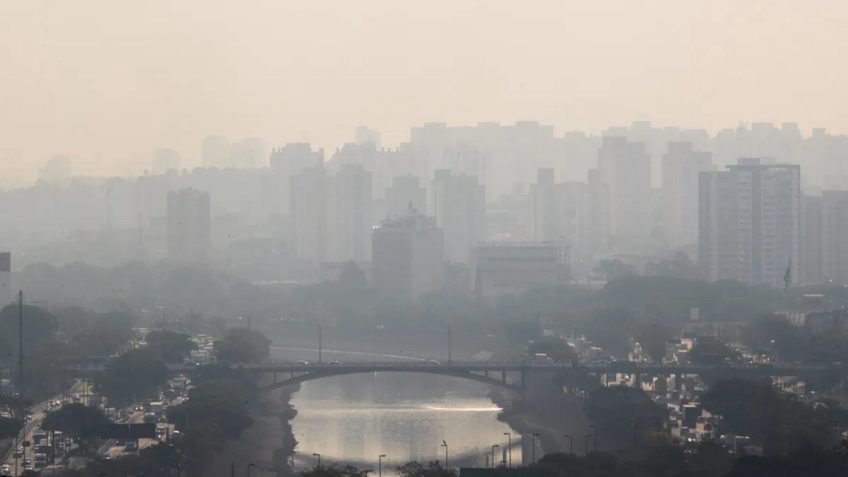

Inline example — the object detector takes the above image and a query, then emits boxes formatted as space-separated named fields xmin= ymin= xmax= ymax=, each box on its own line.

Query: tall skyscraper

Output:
xmin=597 ymin=136 xmax=652 ymax=244
xmin=0 ymin=252 xmax=10 ymax=306
xmin=530 ymin=168 xmax=559 ymax=242
xmin=167 ymin=188 xmax=211 ymax=262
xmin=662 ymin=142 xmax=714 ymax=248
xmin=290 ymin=166 xmax=328 ymax=264
xmin=372 ymin=214 xmax=444 ymax=302
xmin=802 ymin=191 xmax=848 ymax=285
xmin=431 ymin=170 xmax=486 ymax=263
xmin=268 ymin=143 xmax=324 ymax=216
xmin=698 ymin=159 xmax=801 ymax=287
xmin=327 ymin=164 xmax=373 ymax=262
xmin=386 ymin=175 xmax=426 ymax=219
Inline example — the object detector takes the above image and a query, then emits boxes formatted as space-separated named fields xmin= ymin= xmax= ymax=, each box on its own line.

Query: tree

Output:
xmin=96 ymin=348 xmax=167 ymax=406
xmin=146 ymin=330 xmax=196 ymax=363
xmin=41 ymin=403 xmax=111 ymax=438
xmin=0 ymin=304 xmax=59 ymax=356
xmin=584 ymin=386 xmax=666 ymax=450
xmin=527 ymin=336 xmax=577 ymax=363
xmin=594 ymin=259 xmax=638 ymax=281
xmin=214 ymin=328 xmax=270 ymax=363
xmin=634 ymin=322 xmax=672 ymax=362
xmin=396 ymin=461 xmax=457 ymax=477
xmin=301 ymin=465 xmax=371 ymax=477
xmin=0 ymin=416 xmax=22 ymax=439
xmin=687 ymin=336 xmax=740 ymax=365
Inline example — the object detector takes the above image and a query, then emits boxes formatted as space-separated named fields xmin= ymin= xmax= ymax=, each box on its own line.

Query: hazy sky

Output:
xmin=1 ymin=0 xmax=846 ymax=183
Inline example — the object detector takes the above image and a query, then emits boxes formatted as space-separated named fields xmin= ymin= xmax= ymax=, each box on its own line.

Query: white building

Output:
xmin=473 ymin=242 xmax=567 ymax=300
xmin=372 ymin=214 xmax=444 ymax=302
xmin=698 ymin=158 xmax=801 ymax=287
xmin=661 ymin=142 xmax=714 ymax=248
xmin=167 ymin=188 xmax=211 ymax=262
xmin=431 ymin=170 xmax=486 ymax=263
xmin=597 ymin=136 xmax=652 ymax=244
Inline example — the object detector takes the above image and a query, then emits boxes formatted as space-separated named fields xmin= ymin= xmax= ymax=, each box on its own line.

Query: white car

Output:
xmin=1 ymin=464 xmax=11 ymax=474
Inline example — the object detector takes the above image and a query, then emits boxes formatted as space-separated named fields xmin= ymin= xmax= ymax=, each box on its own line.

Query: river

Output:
xmin=289 ymin=373 xmax=523 ymax=474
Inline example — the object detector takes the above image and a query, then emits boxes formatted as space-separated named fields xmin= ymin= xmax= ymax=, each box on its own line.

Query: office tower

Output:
xmin=473 ymin=243 xmax=567 ymax=300
xmin=530 ymin=168 xmax=559 ymax=242
xmin=597 ymin=136 xmax=652 ymax=243
xmin=431 ymin=170 xmax=486 ymax=263
xmin=0 ymin=252 xmax=9 ymax=306
xmin=662 ymin=142 xmax=714 ymax=248
xmin=327 ymin=164 xmax=373 ymax=262
xmin=372 ymin=214 xmax=444 ymax=302
xmin=201 ymin=135 xmax=230 ymax=168
xmin=386 ymin=175 xmax=426 ymax=219
xmin=268 ymin=143 xmax=324 ymax=215
xmin=167 ymin=188 xmax=211 ymax=262
xmin=290 ymin=166 xmax=328 ymax=264
xmin=152 ymin=149 xmax=180 ymax=174
xmin=698 ymin=159 xmax=801 ymax=287
xmin=803 ymin=191 xmax=848 ymax=284
xmin=587 ymin=169 xmax=610 ymax=253
xmin=229 ymin=137 xmax=266 ymax=168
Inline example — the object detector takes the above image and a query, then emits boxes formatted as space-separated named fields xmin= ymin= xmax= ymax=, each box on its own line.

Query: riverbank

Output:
xmin=204 ymin=381 xmax=300 ymax=477
xmin=491 ymin=390 xmax=593 ymax=460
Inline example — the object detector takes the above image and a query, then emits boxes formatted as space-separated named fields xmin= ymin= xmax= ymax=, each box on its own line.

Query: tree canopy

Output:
xmin=214 ymin=328 xmax=270 ymax=363
xmin=96 ymin=348 xmax=167 ymax=406
xmin=146 ymin=330 xmax=196 ymax=363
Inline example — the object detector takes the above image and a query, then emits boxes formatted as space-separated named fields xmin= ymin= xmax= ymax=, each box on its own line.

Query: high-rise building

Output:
xmin=473 ymin=242 xmax=567 ymax=301
xmin=167 ymin=188 xmax=211 ymax=262
xmin=530 ymin=168 xmax=559 ymax=242
xmin=698 ymin=159 xmax=801 ymax=287
xmin=802 ymin=191 xmax=848 ymax=284
xmin=0 ymin=252 xmax=10 ymax=306
xmin=268 ymin=143 xmax=324 ymax=216
xmin=431 ymin=170 xmax=486 ymax=263
xmin=290 ymin=166 xmax=328 ymax=264
xmin=327 ymin=165 xmax=373 ymax=262
xmin=597 ymin=136 xmax=652 ymax=243
xmin=662 ymin=142 xmax=714 ymax=248
xmin=386 ymin=175 xmax=426 ymax=219
xmin=152 ymin=149 xmax=180 ymax=174
xmin=201 ymin=135 xmax=230 ymax=168
xmin=372 ymin=214 xmax=444 ymax=302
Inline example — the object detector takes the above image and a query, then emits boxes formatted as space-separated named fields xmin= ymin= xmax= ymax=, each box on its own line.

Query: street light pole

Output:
xmin=313 ymin=453 xmax=321 ymax=467
xmin=531 ymin=432 xmax=539 ymax=464
xmin=503 ymin=432 xmax=512 ymax=467
xmin=585 ymin=434 xmax=592 ymax=455
xmin=247 ymin=463 xmax=256 ymax=477
xmin=491 ymin=445 xmax=499 ymax=468
xmin=447 ymin=325 xmax=452 ymax=365
xmin=318 ymin=325 xmax=323 ymax=364
xmin=564 ymin=434 xmax=573 ymax=455
xmin=441 ymin=440 xmax=449 ymax=468
xmin=589 ymin=425 xmax=597 ymax=452
xmin=379 ymin=454 xmax=386 ymax=477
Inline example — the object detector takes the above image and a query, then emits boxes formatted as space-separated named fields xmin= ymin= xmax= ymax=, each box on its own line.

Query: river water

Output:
xmin=289 ymin=373 xmax=523 ymax=474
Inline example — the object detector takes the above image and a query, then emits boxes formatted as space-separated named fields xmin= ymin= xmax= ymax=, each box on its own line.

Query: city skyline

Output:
xmin=2 ymin=0 xmax=848 ymax=183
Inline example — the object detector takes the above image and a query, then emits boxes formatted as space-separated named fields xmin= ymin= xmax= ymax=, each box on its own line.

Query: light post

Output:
xmin=531 ymin=432 xmax=539 ymax=464
xmin=589 ymin=425 xmax=597 ymax=452
xmin=585 ymin=434 xmax=592 ymax=455
xmin=247 ymin=463 xmax=256 ymax=477
xmin=378 ymin=454 xmax=386 ymax=477
xmin=564 ymin=434 xmax=573 ymax=455
xmin=441 ymin=440 xmax=449 ymax=469
xmin=491 ymin=445 xmax=499 ymax=468
xmin=313 ymin=453 xmax=321 ymax=467
xmin=503 ymin=432 xmax=512 ymax=467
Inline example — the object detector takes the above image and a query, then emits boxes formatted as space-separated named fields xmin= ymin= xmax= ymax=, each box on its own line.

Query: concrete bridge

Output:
xmin=234 ymin=361 xmax=839 ymax=392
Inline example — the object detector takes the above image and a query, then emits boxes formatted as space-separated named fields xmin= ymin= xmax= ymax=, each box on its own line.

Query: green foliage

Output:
xmin=701 ymin=379 xmax=837 ymax=454
xmin=0 ymin=416 xmax=23 ymax=439
xmin=41 ymin=403 xmax=111 ymax=438
xmin=594 ymin=259 xmax=638 ymax=281
xmin=301 ymin=464 xmax=372 ymax=477
xmin=0 ymin=304 xmax=58 ymax=356
xmin=633 ymin=322 xmax=672 ymax=362
xmin=95 ymin=348 xmax=167 ymax=406
xmin=146 ymin=330 xmax=196 ymax=363
xmin=214 ymin=328 xmax=270 ymax=363
xmin=396 ymin=461 xmax=457 ymax=477
xmin=528 ymin=336 xmax=577 ymax=363
xmin=66 ymin=310 xmax=136 ymax=357
xmin=583 ymin=386 xmax=666 ymax=450
xmin=687 ymin=336 xmax=740 ymax=365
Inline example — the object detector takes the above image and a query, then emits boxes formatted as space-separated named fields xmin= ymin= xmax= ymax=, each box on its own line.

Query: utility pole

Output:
xmin=318 ymin=324 xmax=323 ymax=364
xmin=18 ymin=290 xmax=24 ymax=401
xmin=447 ymin=324 xmax=452 ymax=365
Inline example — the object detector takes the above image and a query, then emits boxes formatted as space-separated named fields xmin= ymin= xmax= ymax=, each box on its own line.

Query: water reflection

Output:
xmin=290 ymin=372 xmax=522 ymax=473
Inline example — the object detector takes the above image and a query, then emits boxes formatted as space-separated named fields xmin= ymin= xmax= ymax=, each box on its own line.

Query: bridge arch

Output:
xmin=257 ymin=367 xmax=523 ymax=393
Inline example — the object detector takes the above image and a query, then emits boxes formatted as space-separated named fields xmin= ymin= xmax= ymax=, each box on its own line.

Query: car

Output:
xmin=22 ymin=457 xmax=32 ymax=466
xmin=1 ymin=464 xmax=11 ymax=473
xmin=296 ymin=360 xmax=309 ymax=365
xmin=328 ymin=360 xmax=343 ymax=365
xmin=12 ymin=448 xmax=23 ymax=458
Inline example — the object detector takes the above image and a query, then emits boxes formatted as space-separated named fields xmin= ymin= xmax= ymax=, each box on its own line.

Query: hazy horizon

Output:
xmin=2 ymin=0 xmax=847 ymax=183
